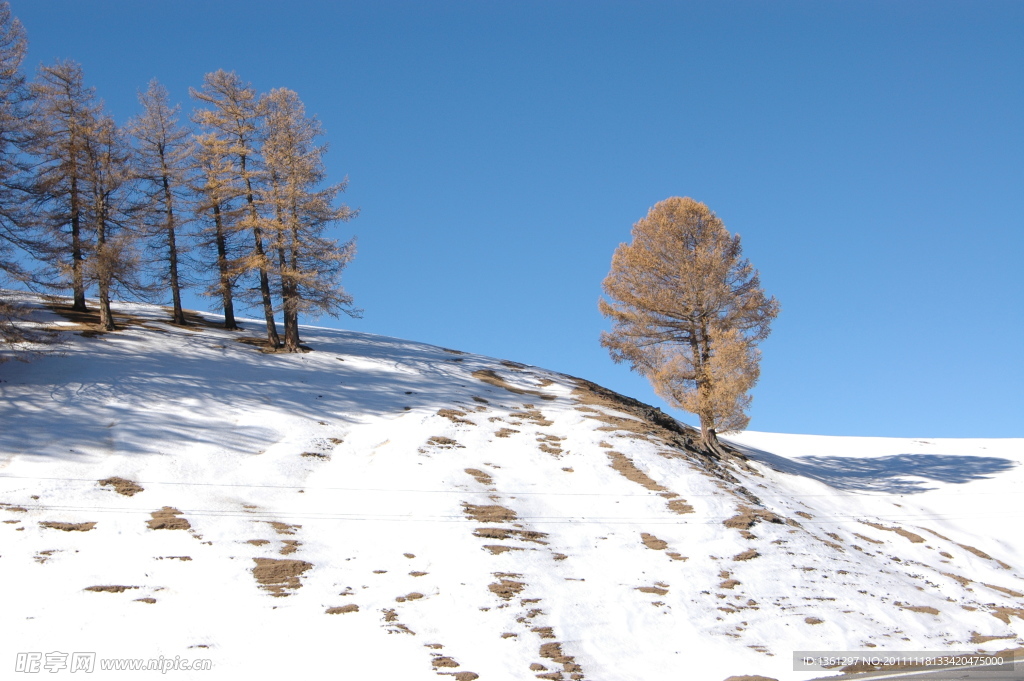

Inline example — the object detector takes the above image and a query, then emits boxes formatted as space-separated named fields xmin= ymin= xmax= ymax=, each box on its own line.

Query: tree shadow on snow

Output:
xmin=727 ymin=442 xmax=1017 ymax=494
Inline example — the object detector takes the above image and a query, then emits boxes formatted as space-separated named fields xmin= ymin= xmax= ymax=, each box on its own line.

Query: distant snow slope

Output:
xmin=2 ymin=295 xmax=1022 ymax=680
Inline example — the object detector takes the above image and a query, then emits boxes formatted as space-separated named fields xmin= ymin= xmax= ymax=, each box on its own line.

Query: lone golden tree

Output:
xmin=599 ymin=197 xmax=779 ymax=455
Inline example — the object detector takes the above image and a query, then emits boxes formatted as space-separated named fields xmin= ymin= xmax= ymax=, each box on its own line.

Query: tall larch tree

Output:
xmin=128 ymin=79 xmax=192 ymax=325
xmin=599 ymin=197 xmax=779 ymax=456
xmin=262 ymin=88 xmax=358 ymax=351
xmin=81 ymin=113 xmax=135 ymax=331
xmin=191 ymin=70 xmax=279 ymax=346
xmin=191 ymin=131 xmax=243 ymax=329
xmin=26 ymin=60 xmax=103 ymax=312
xmin=0 ymin=1 xmax=30 ymax=348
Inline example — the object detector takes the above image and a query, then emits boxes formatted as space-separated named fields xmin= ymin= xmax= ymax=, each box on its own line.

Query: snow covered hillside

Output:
xmin=2 ymin=295 xmax=1022 ymax=680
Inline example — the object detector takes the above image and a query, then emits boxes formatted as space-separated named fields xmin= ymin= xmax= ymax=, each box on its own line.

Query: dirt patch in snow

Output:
xmin=147 ymin=507 xmax=190 ymax=530
xmin=252 ymin=558 xmax=313 ymax=597
xmin=861 ymin=521 xmax=925 ymax=544
xmin=724 ymin=505 xmax=780 ymax=530
xmin=484 ymin=545 xmax=523 ymax=555
xmin=493 ymin=428 xmax=519 ymax=438
xmin=463 ymin=503 xmax=516 ymax=523
xmin=640 ymin=532 xmax=668 ymax=550
xmin=84 ymin=585 xmax=139 ymax=593
xmin=40 ymin=521 xmax=95 ymax=532
xmin=280 ymin=540 xmax=301 ymax=555
xmin=607 ymin=451 xmax=666 ymax=491
xmin=474 ymin=527 xmax=549 ymax=545
xmin=733 ymin=549 xmax=760 ymax=561
xmin=465 ymin=468 xmax=494 ymax=485
xmin=427 ymin=436 xmax=464 ymax=449
xmin=438 ymin=408 xmax=475 ymax=425
xmin=508 ymin=408 xmax=553 ymax=427
xmin=894 ymin=602 xmax=939 ymax=615
xmin=637 ymin=584 xmax=669 ymax=596
xmin=989 ymin=606 xmax=1024 ymax=624
xmin=98 ymin=477 xmax=144 ymax=496
xmin=488 ymin=574 xmax=525 ymax=600
xmin=471 ymin=369 xmax=556 ymax=400
xmin=264 ymin=521 xmax=301 ymax=535
xmin=982 ymin=583 xmax=1024 ymax=598
xmin=538 ymin=642 xmax=584 ymax=679
xmin=326 ymin=604 xmax=359 ymax=614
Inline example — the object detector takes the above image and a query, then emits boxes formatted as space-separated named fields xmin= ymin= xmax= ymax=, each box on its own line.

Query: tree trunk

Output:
xmin=241 ymin=159 xmax=279 ymax=348
xmin=212 ymin=204 xmax=237 ymax=330
xmin=70 ymin=174 xmax=86 ymax=311
xmin=95 ymin=216 xmax=114 ymax=332
xmin=161 ymin=174 xmax=186 ymax=325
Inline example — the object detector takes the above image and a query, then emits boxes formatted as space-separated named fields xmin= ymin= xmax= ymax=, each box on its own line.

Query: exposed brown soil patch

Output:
xmin=326 ymin=604 xmax=359 ymax=614
xmin=280 ymin=540 xmax=301 ymax=555
xmin=724 ymin=506 xmax=780 ymax=530
xmin=971 ymin=632 xmax=1015 ymax=644
xmin=473 ymin=527 xmax=548 ymax=544
xmin=667 ymin=499 xmax=695 ymax=514
xmin=134 ymin=597 xmax=157 ymax=604
xmin=252 ymin=557 xmax=313 ymax=597
xmin=607 ymin=451 xmax=666 ymax=491
xmin=465 ymin=468 xmax=494 ymax=485
xmin=537 ymin=434 xmax=565 ymax=456
xmin=147 ymin=507 xmax=190 ymax=530
xmin=85 ymin=585 xmax=139 ymax=593
xmin=494 ymin=428 xmax=519 ymax=438
xmin=395 ymin=592 xmax=424 ymax=602
xmin=438 ymin=408 xmax=475 ymax=425
xmin=990 ymin=606 xmax=1024 ymax=624
xmin=894 ymin=602 xmax=940 ymax=615
xmin=637 ymin=585 xmax=669 ymax=596
xmin=247 ymin=539 xmax=270 ymax=546
xmin=265 ymin=521 xmax=301 ymax=535
xmin=484 ymin=545 xmax=523 ymax=555
xmin=508 ymin=408 xmax=553 ymax=427
xmin=463 ymin=503 xmax=517 ymax=523
xmin=958 ymin=543 xmax=1012 ymax=569
xmin=719 ymin=579 xmax=741 ymax=589
xmin=410 ymin=571 xmax=428 ymax=577
xmin=538 ymin=642 xmax=584 ymax=679
xmin=40 ymin=521 xmax=96 ymax=532
xmin=804 ymin=617 xmax=824 ymax=625
xmin=640 ymin=532 xmax=668 ymax=550
xmin=98 ymin=477 xmax=144 ymax=496
xmin=34 ymin=550 xmax=56 ymax=564
xmin=982 ymin=583 xmax=1024 ymax=598
xmin=666 ymin=551 xmax=687 ymax=561
xmin=733 ymin=549 xmax=760 ymax=561
xmin=472 ymin=369 xmax=556 ymax=400
xmin=427 ymin=436 xmax=464 ymax=449
xmin=157 ymin=556 xmax=192 ymax=561
xmin=861 ymin=521 xmax=925 ymax=544
xmin=301 ymin=451 xmax=330 ymax=460
xmin=853 ymin=532 xmax=883 ymax=545
xmin=432 ymin=656 xmax=459 ymax=668
xmin=488 ymin=575 xmax=525 ymax=600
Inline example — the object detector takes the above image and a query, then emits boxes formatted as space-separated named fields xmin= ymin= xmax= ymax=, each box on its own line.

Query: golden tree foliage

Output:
xmin=599 ymin=197 xmax=779 ymax=453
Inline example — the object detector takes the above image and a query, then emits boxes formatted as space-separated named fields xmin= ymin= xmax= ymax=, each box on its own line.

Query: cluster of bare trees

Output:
xmin=0 ymin=3 xmax=358 ymax=353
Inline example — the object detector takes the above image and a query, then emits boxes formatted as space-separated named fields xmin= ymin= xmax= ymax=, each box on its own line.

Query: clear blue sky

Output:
xmin=10 ymin=1 xmax=1023 ymax=438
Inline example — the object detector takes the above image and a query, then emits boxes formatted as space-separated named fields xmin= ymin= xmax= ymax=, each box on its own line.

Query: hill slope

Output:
xmin=2 ymin=295 xmax=1023 ymax=680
